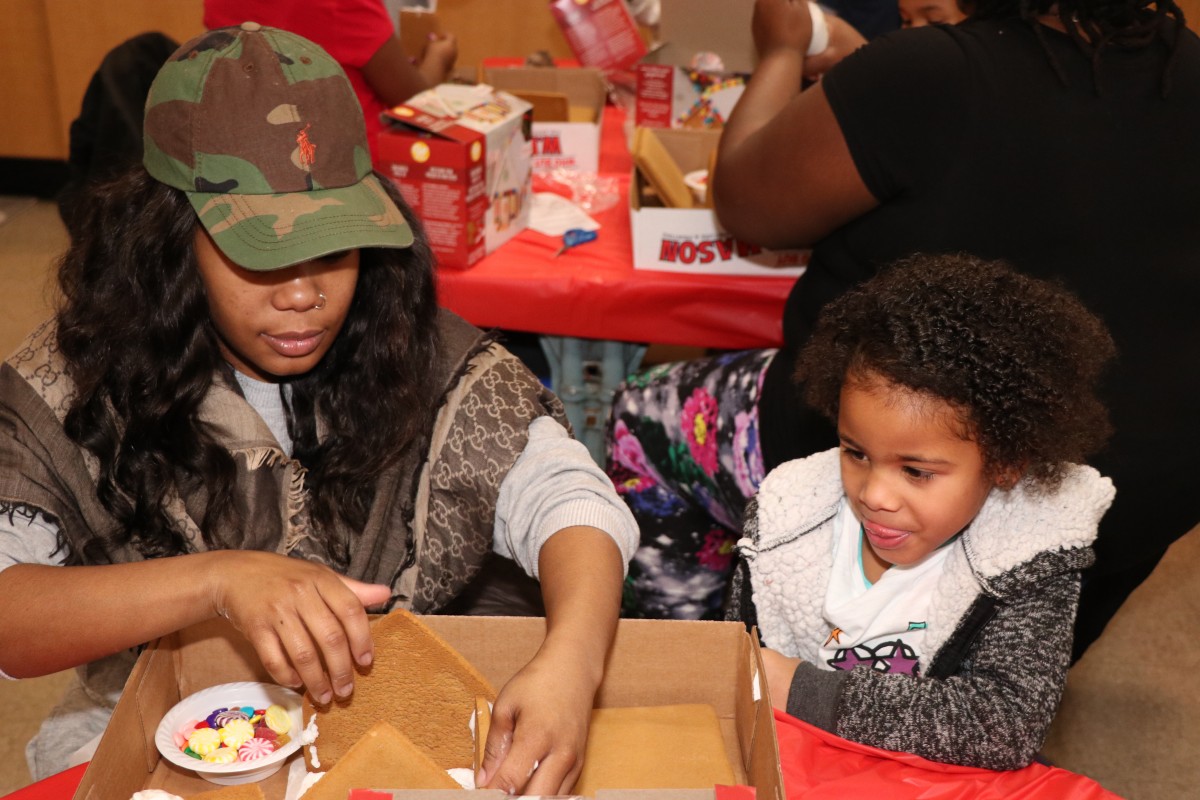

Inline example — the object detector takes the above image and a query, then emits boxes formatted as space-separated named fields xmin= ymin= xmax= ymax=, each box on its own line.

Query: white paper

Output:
xmin=528 ymin=193 xmax=601 ymax=238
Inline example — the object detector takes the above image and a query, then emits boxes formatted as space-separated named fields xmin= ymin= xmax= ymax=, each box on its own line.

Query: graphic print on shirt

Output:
xmin=827 ymin=638 xmax=921 ymax=675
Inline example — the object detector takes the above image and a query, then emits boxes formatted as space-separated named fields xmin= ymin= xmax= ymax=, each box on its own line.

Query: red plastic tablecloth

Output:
xmin=434 ymin=106 xmax=794 ymax=350
xmin=773 ymin=709 xmax=1120 ymax=800
xmin=4 ymin=715 xmax=1120 ymax=800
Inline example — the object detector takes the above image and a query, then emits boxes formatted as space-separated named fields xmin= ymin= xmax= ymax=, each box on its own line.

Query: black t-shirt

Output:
xmin=759 ymin=19 xmax=1200 ymax=567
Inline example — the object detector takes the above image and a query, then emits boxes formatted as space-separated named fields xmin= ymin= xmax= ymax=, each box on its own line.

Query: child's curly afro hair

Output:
xmin=797 ymin=252 xmax=1115 ymax=490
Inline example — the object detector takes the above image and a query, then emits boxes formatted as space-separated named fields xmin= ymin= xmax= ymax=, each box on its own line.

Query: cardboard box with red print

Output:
xmin=549 ymin=0 xmax=648 ymax=73
xmin=377 ymin=84 xmax=533 ymax=269
xmin=631 ymin=127 xmax=807 ymax=276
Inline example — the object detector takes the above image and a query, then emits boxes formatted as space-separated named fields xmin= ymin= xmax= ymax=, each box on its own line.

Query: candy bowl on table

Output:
xmin=154 ymin=681 xmax=303 ymax=785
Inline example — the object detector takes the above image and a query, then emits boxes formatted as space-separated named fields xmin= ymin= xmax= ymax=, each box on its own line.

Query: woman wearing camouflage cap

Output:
xmin=0 ymin=24 xmax=636 ymax=793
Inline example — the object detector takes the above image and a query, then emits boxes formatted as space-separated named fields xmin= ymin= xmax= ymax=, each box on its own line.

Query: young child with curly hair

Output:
xmin=726 ymin=252 xmax=1116 ymax=770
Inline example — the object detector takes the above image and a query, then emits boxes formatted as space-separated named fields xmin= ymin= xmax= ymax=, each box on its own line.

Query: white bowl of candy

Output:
xmin=154 ymin=681 xmax=303 ymax=785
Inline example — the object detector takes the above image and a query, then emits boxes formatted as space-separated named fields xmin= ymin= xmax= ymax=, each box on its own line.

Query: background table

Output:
xmin=434 ymin=105 xmax=795 ymax=461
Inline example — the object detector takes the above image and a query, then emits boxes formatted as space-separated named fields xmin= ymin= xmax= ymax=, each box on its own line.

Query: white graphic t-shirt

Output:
xmin=817 ymin=500 xmax=954 ymax=675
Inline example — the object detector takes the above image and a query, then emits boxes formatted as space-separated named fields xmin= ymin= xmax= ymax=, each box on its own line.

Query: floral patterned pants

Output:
xmin=606 ymin=349 xmax=776 ymax=619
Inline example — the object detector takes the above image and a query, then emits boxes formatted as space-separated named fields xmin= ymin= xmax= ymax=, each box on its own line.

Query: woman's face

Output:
xmin=193 ymin=228 xmax=360 ymax=382
xmin=899 ymin=0 xmax=966 ymax=27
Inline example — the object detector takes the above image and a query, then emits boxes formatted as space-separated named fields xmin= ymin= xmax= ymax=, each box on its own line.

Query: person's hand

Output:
xmin=803 ymin=15 xmax=868 ymax=79
xmin=476 ymin=647 xmax=600 ymax=794
xmin=760 ymin=647 xmax=803 ymax=710
xmin=419 ymin=33 xmax=458 ymax=86
xmin=204 ymin=550 xmax=391 ymax=704
xmin=752 ymin=0 xmax=815 ymax=59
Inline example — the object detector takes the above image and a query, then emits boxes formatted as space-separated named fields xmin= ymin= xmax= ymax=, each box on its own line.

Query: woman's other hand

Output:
xmin=759 ymin=647 xmax=803 ymax=710
xmin=753 ymin=0 xmax=816 ymax=59
xmin=477 ymin=647 xmax=598 ymax=794
xmin=419 ymin=32 xmax=458 ymax=86
xmin=804 ymin=15 xmax=868 ymax=79
xmin=206 ymin=550 xmax=390 ymax=705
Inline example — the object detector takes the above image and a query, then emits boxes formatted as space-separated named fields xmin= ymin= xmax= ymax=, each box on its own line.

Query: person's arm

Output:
xmin=361 ymin=33 xmax=457 ymax=108
xmin=479 ymin=526 xmax=624 ymax=794
xmin=0 ymin=549 xmax=390 ymax=705
xmin=713 ymin=0 xmax=877 ymax=249
xmin=478 ymin=415 xmax=635 ymax=793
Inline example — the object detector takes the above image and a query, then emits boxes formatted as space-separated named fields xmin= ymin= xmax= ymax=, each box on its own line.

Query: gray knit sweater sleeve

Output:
xmin=793 ymin=565 xmax=1080 ymax=770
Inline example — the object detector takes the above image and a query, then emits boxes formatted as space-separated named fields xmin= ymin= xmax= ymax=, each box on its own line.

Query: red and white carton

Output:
xmin=549 ymin=0 xmax=648 ymax=73
xmin=635 ymin=0 xmax=756 ymax=129
xmin=377 ymin=84 xmax=533 ymax=269
xmin=631 ymin=128 xmax=808 ymax=276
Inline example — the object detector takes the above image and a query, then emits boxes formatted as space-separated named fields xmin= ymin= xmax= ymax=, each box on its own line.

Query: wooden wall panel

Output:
xmin=0 ymin=0 xmax=64 ymax=159
xmin=42 ymin=0 xmax=204 ymax=161
xmin=0 ymin=0 xmax=202 ymax=161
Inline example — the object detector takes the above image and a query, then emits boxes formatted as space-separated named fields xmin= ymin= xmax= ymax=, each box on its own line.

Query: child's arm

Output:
xmin=783 ymin=573 xmax=1081 ymax=770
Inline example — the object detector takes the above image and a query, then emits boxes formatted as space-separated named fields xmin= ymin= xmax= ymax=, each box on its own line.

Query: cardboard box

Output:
xmin=482 ymin=66 xmax=607 ymax=174
xmin=631 ymin=127 xmax=808 ymax=276
xmin=377 ymin=84 xmax=533 ymax=269
xmin=398 ymin=2 xmax=577 ymax=83
xmin=635 ymin=0 xmax=756 ymax=129
xmin=72 ymin=616 xmax=783 ymax=800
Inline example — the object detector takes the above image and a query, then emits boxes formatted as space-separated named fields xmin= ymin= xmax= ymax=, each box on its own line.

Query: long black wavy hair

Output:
xmin=967 ymin=0 xmax=1187 ymax=94
xmin=56 ymin=167 xmax=439 ymax=559
xmin=797 ymin=253 xmax=1115 ymax=490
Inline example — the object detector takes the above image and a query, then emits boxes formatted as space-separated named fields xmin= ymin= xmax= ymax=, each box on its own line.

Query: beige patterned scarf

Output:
xmin=0 ymin=311 xmax=567 ymax=611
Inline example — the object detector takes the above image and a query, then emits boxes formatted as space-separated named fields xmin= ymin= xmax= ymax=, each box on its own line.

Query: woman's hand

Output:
xmin=760 ymin=647 xmax=803 ymax=710
xmin=475 ymin=525 xmax=624 ymax=794
xmin=419 ymin=33 xmax=458 ymax=86
xmin=205 ymin=551 xmax=391 ymax=705
xmin=477 ymin=647 xmax=599 ymax=794
xmin=753 ymin=0 xmax=816 ymax=59
xmin=804 ymin=15 xmax=868 ymax=79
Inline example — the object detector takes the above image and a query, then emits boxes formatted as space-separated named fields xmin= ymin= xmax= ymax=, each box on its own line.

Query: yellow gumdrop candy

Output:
xmin=204 ymin=746 xmax=238 ymax=764
xmin=264 ymin=704 xmax=291 ymax=735
xmin=219 ymin=718 xmax=255 ymax=749
xmin=187 ymin=728 xmax=221 ymax=756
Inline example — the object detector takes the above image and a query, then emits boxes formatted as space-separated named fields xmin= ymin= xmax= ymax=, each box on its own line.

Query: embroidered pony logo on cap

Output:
xmin=297 ymin=122 xmax=317 ymax=169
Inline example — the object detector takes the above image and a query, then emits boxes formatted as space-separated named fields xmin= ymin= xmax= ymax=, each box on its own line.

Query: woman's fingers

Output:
xmin=211 ymin=551 xmax=386 ymax=703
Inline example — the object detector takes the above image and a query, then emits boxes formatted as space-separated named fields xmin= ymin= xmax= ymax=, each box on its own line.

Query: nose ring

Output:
xmin=312 ymin=292 xmax=327 ymax=311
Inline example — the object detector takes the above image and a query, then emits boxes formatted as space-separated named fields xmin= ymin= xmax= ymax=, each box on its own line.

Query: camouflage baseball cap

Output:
xmin=143 ymin=22 xmax=413 ymax=271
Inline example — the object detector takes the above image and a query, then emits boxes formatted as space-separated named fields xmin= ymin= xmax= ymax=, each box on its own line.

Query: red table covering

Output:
xmin=5 ymin=715 xmax=1119 ymax=800
xmin=433 ymin=105 xmax=794 ymax=350
xmin=773 ymin=709 xmax=1119 ymax=800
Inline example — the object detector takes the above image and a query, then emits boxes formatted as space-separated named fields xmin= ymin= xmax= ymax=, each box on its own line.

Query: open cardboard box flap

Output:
xmin=632 ymin=127 xmax=722 ymax=210
xmin=73 ymin=617 xmax=783 ymax=800
xmin=482 ymin=67 xmax=607 ymax=124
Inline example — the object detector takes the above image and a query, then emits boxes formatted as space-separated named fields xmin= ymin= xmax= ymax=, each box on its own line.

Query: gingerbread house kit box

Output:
xmin=482 ymin=66 xmax=608 ymax=174
xmin=635 ymin=0 xmax=756 ymax=129
xmin=71 ymin=615 xmax=784 ymax=800
xmin=631 ymin=126 xmax=808 ymax=276
xmin=376 ymin=84 xmax=533 ymax=269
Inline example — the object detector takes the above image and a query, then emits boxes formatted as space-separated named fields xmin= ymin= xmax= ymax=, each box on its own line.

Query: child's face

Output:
xmin=837 ymin=373 xmax=997 ymax=580
xmin=194 ymin=228 xmax=360 ymax=382
xmin=899 ymin=0 xmax=966 ymax=27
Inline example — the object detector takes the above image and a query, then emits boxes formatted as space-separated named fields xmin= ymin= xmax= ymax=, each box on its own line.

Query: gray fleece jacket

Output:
xmin=727 ymin=448 xmax=1114 ymax=770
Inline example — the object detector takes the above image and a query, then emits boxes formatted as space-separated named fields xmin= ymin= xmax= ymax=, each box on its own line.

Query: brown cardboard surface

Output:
xmin=74 ymin=617 xmax=782 ymax=800
xmin=652 ymin=0 xmax=757 ymax=72
xmin=483 ymin=67 xmax=608 ymax=120
xmin=399 ymin=1 xmax=575 ymax=74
